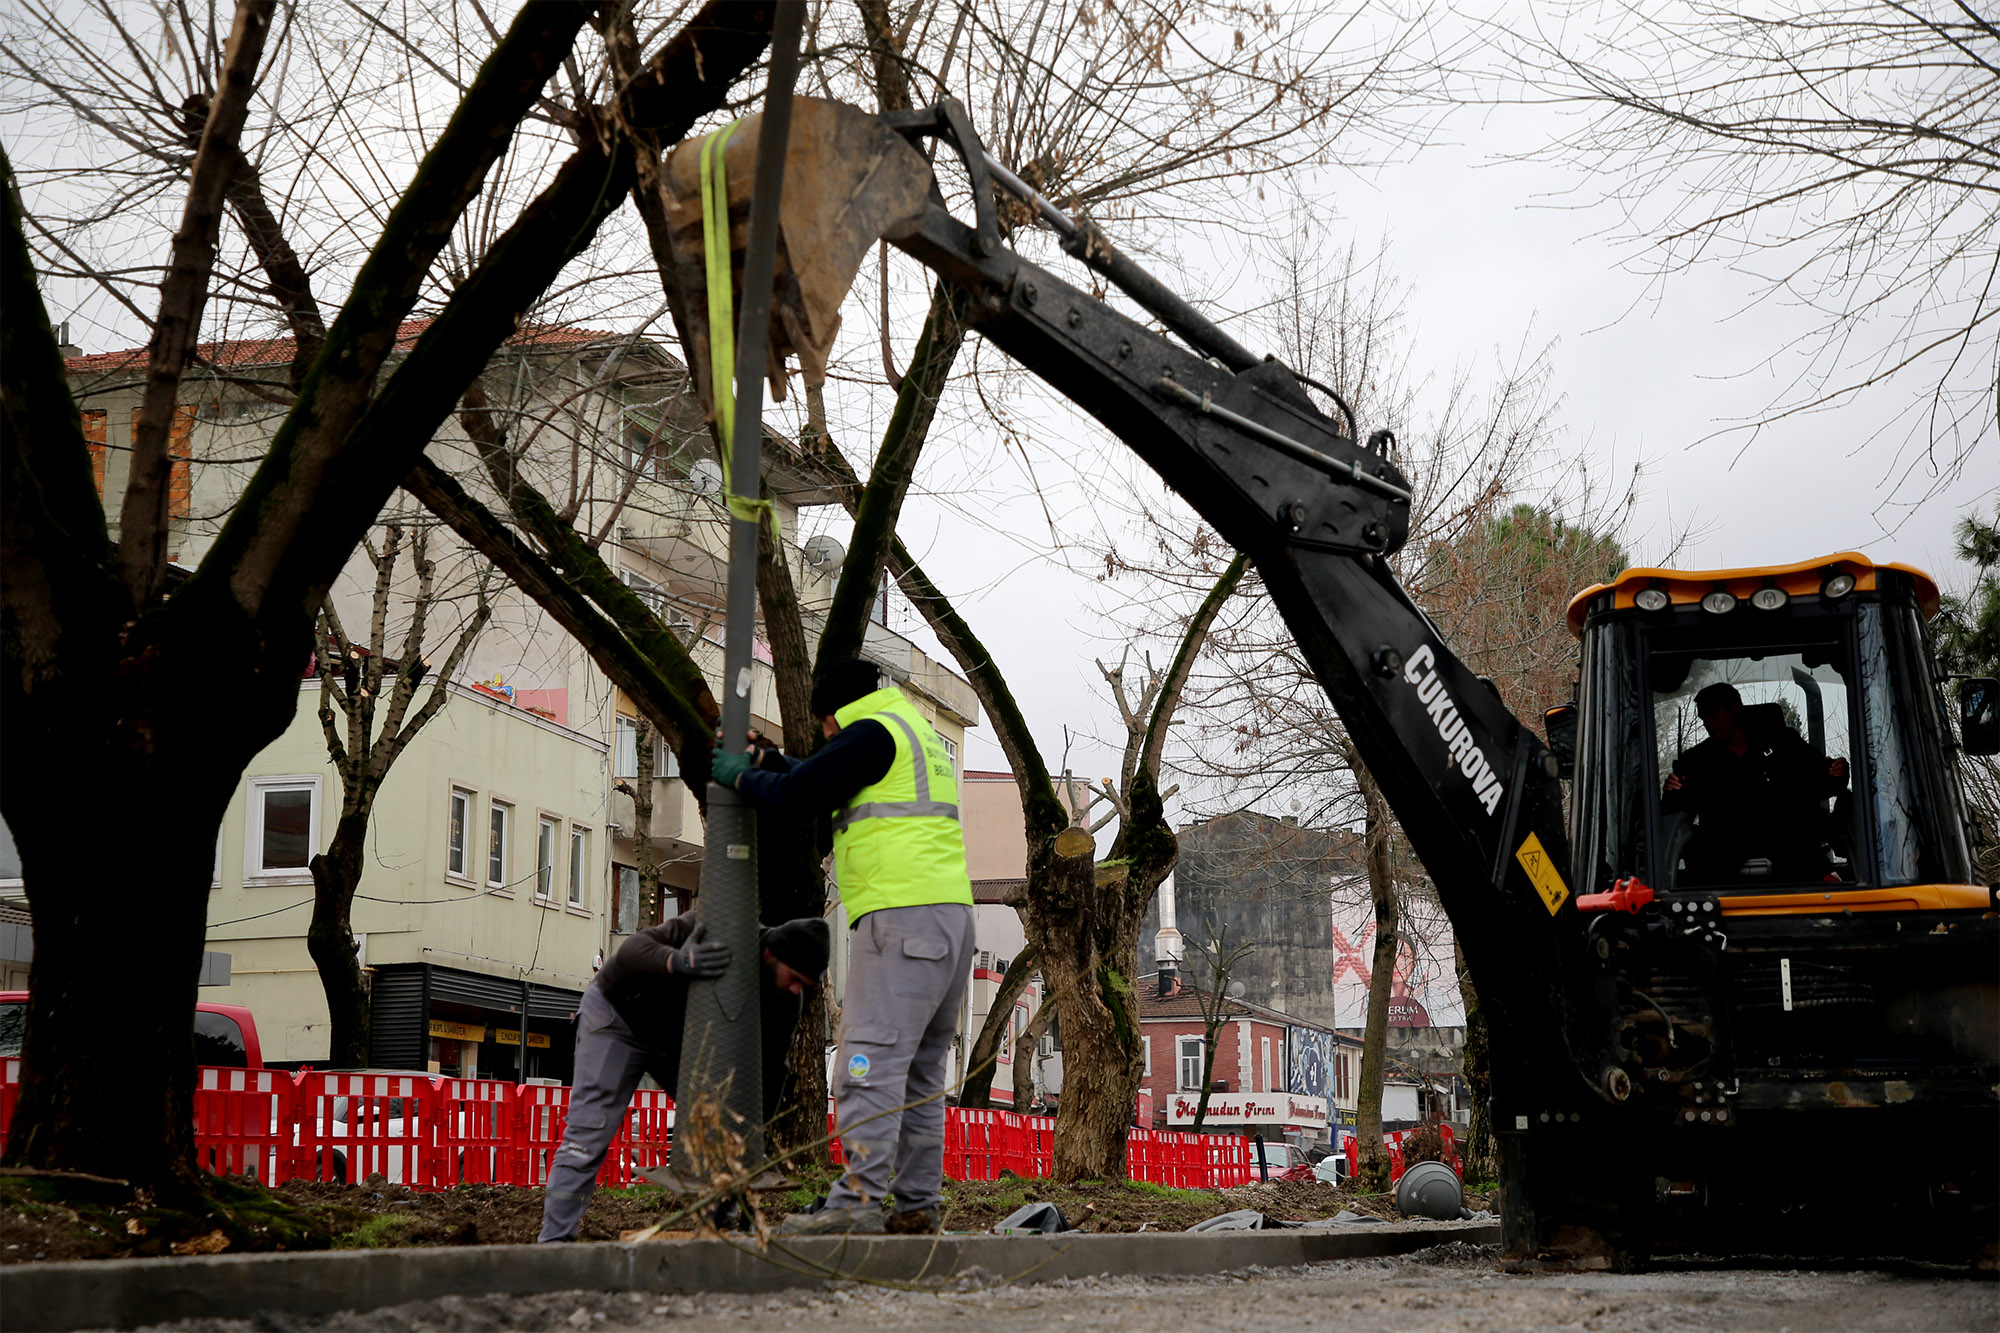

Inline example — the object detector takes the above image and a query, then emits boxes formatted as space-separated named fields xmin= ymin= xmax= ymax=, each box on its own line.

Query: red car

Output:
xmin=0 ymin=991 xmax=263 ymax=1068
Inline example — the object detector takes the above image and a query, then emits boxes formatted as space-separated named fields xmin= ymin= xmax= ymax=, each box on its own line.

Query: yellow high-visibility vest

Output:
xmin=831 ymin=685 xmax=973 ymax=922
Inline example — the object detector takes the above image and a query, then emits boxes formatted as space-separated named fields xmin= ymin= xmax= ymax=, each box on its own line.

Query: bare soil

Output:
xmin=2 ymin=1168 xmax=1442 ymax=1264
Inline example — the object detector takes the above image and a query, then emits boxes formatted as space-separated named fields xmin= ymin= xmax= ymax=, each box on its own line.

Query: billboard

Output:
xmin=1289 ymin=1028 xmax=1333 ymax=1100
xmin=1328 ymin=894 xmax=1464 ymax=1029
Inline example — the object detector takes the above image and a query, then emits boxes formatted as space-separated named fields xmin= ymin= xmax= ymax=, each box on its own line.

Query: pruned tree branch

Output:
xmin=118 ymin=0 xmax=275 ymax=610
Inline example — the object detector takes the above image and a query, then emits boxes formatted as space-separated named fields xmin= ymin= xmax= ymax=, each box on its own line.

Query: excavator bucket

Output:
xmin=656 ymin=97 xmax=934 ymax=425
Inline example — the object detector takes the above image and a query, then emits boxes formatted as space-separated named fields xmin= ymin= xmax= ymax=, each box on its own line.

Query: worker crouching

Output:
xmin=536 ymin=914 xmax=829 ymax=1242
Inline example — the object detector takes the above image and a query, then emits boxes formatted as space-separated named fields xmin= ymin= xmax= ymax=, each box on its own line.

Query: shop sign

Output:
xmin=1168 ymin=1092 xmax=1329 ymax=1128
xmin=427 ymin=1019 xmax=486 ymax=1042
xmin=495 ymin=1028 xmax=552 ymax=1049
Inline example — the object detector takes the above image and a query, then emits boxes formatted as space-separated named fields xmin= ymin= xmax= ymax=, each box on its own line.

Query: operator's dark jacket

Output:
xmin=1662 ymin=711 xmax=1846 ymax=880
xmin=591 ymin=916 xmax=802 ymax=1119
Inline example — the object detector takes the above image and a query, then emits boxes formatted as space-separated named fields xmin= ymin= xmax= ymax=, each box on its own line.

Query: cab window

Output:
xmin=1648 ymin=635 xmax=1857 ymax=889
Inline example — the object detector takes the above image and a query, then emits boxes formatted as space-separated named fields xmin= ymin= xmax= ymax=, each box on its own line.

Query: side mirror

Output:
xmin=1961 ymin=678 xmax=2000 ymax=756
xmin=1543 ymin=704 xmax=1578 ymax=779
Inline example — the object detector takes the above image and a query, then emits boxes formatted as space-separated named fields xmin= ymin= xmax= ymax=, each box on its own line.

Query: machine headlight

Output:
xmin=1700 ymin=591 xmax=1737 ymax=614
xmin=1750 ymin=587 xmax=1788 ymax=611
xmin=1634 ymin=588 xmax=1670 ymax=612
xmin=1821 ymin=572 xmax=1856 ymax=600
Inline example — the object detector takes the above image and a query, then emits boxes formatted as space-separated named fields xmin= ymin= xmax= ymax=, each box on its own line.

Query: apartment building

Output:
xmin=57 ymin=324 xmax=979 ymax=1074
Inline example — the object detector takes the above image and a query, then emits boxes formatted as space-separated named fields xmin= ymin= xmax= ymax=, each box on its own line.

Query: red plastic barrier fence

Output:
xmin=625 ymin=1089 xmax=676 ymax=1177
xmin=1341 ymin=1124 xmax=1461 ymax=1183
xmin=0 ymin=1060 xmax=1295 ymax=1194
xmin=429 ymin=1076 xmax=514 ymax=1187
xmin=193 ymin=1066 xmax=294 ymax=1186
xmin=294 ymin=1071 xmax=430 ymax=1186
xmin=513 ymin=1081 xmax=570 ymax=1188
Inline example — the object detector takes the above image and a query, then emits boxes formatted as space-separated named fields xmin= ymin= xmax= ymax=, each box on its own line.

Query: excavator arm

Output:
xmin=666 ymin=95 xmax=1642 ymax=1257
xmin=669 ymin=93 xmax=1996 ymax=1270
xmin=861 ymin=102 xmax=1629 ymax=1121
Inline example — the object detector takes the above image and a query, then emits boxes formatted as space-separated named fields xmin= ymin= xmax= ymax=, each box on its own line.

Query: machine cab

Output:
xmin=1562 ymin=554 xmax=1981 ymax=904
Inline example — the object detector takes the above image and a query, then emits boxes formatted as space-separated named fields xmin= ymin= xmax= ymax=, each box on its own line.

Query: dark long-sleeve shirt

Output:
xmin=734 ymin=719 xmax=895 ymax=817
xmin=590 ymin=914 xmax=802 ymax=1115
xmin=1662 ymin=721 xmax=1846 ymax=881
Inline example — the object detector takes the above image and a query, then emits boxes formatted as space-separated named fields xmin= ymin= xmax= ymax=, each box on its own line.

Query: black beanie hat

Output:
xmin=810 ymin=657 xmax=880 ymax=718
xmin=761 ymin=917 xmax=832 ymax=979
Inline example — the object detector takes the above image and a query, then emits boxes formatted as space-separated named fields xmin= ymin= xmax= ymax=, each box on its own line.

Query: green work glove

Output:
xmin=710 ymin=746 xmax=752 ymax=788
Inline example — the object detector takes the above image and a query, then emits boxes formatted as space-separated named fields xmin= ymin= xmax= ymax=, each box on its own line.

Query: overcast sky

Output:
xmin=840 ymin=57 xmax=1997 ymax=813
xmin=11 ymin=2 xmax=1991 ymax=837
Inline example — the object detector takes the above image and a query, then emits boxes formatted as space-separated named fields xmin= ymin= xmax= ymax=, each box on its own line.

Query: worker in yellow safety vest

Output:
xmin=712 ymin=657 xmax=975 ymax=1235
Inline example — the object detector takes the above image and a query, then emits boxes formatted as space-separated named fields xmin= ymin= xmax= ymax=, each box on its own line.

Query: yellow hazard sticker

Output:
xmin=1515 ymin=832 xmax=1570 ymax=915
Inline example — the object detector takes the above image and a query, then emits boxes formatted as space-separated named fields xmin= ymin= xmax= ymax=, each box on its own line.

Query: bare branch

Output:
xmin=118 ymin=0 xmax=276 ymax=610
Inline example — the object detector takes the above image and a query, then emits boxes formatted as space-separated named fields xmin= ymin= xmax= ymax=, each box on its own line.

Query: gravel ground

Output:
xmin=125 ymin=1244 xmax=1997 ymax=1333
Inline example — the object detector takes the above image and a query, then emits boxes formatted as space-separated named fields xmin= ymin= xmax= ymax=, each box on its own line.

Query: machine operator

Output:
xmin=1662 ymin=681 xmax=1849 ymax=883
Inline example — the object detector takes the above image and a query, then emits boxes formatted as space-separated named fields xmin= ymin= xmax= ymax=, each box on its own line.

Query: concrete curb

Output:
xmin=2 ymin=1221 xmax=1499 ymax=1331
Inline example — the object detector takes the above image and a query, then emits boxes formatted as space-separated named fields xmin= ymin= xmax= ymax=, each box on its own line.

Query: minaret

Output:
xmin=1154 ymin=871 xmax=1185 ymax=996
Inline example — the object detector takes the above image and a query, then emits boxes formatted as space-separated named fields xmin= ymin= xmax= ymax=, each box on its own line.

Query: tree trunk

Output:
xmin=1026 ymin=828 xmax=1143 ymax=1181
xmin=1456 ymin=937 xmax=1494 ymax=1182
xmin=632 ymin=717 xmax=662 ymax=927
xmin=307 ymin=811 xmax=373 ymax=1067
xmin=1353 ymin=771 xmax=1401 ymax=1192
xmin=769 ymin=981 xmax=831 ymax=1167
xmin=1012 ymin=991 xmax=1058 ymax=1112
xmin=0 ymin=1 xmax=757 ymax=1190
xmin=959 ymin=939 xmax=1035 ymax=1110
xmin=0 ymin=686 xmax=278 ymax=1193
xmin=1191 ymin=1020 xmax=1223 ymax=1132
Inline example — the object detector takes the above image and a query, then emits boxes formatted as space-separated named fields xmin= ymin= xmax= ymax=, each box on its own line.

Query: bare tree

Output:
xmin=0 ymin=0 xmax=772 ymax=1191
xmin=1106 ymin=219 xmax=1647 ymax=1188
xmin=1490 ymin=1 xmax=1999 ymax=506
xmin=1345 ymin=756 xmax=1403 ymax=1191
xmin=310 ymin=516 xmax=493 ymax=1067
xmin=1183 ymin=920 xmax=1253 ymax=1133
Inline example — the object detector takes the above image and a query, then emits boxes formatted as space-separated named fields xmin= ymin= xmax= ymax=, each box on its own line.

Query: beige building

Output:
xmin=54 ymin=324 xmax=979 ymax=1076
xmin=210 ymin=680 xmax=610 ymax=1078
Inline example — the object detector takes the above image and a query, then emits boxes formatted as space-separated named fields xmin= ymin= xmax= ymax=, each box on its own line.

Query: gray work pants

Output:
xmin=826 ymin=902 xmax=976 ymax=1215
xmin=538 ymin=986 xmax=662 ymax=1242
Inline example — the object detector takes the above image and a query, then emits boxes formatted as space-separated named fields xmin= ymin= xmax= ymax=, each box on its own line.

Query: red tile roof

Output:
xmin=63 ymin=320 xmax=631 ymax=378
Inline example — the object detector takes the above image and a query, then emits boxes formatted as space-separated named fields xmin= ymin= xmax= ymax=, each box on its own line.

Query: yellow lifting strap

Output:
xmin=697 ymin=120 xmax=779 ymax=538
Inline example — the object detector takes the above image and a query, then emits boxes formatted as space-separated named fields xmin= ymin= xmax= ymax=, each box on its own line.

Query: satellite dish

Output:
xmin=1226 ymin=980 xmax=1248 ymax=999
xmin=688 ymin=458 xmax=723 ymax=497
xmin=802 ymin=534 xmax=846 ymax=578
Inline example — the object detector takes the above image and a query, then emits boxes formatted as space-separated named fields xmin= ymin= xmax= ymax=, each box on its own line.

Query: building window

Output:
xmin=568 ymin=827 xmax=589 ymax=907
xmin=615 ymin=716 xmax=680 ymax=779
xmin=1261 ymin=1036 xmax=1271 ymax=1091
xmin=447 ymin=787 xmax=473 ymax=879
xmin=536 ymin=817 xmax=557 ymax=900
xmin=247 ymin=776 xmax=320 ymax=878
xmin=1178 ymin=1036 xmax=1205 ymax=1091
xmin=612 ymin=864 xmax=640 ymax=933
xmin=488 ymin=801 xmax=512 ymax=888
xmin=1143 ymin=1035 xmax=1152 ymax=1077
xmin=614 ymin=716 xmax=639 ymax=779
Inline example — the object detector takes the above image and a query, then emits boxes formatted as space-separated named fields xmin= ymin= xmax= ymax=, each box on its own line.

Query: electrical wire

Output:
xmin=207 ymin=898 xmax=314 ymax=927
